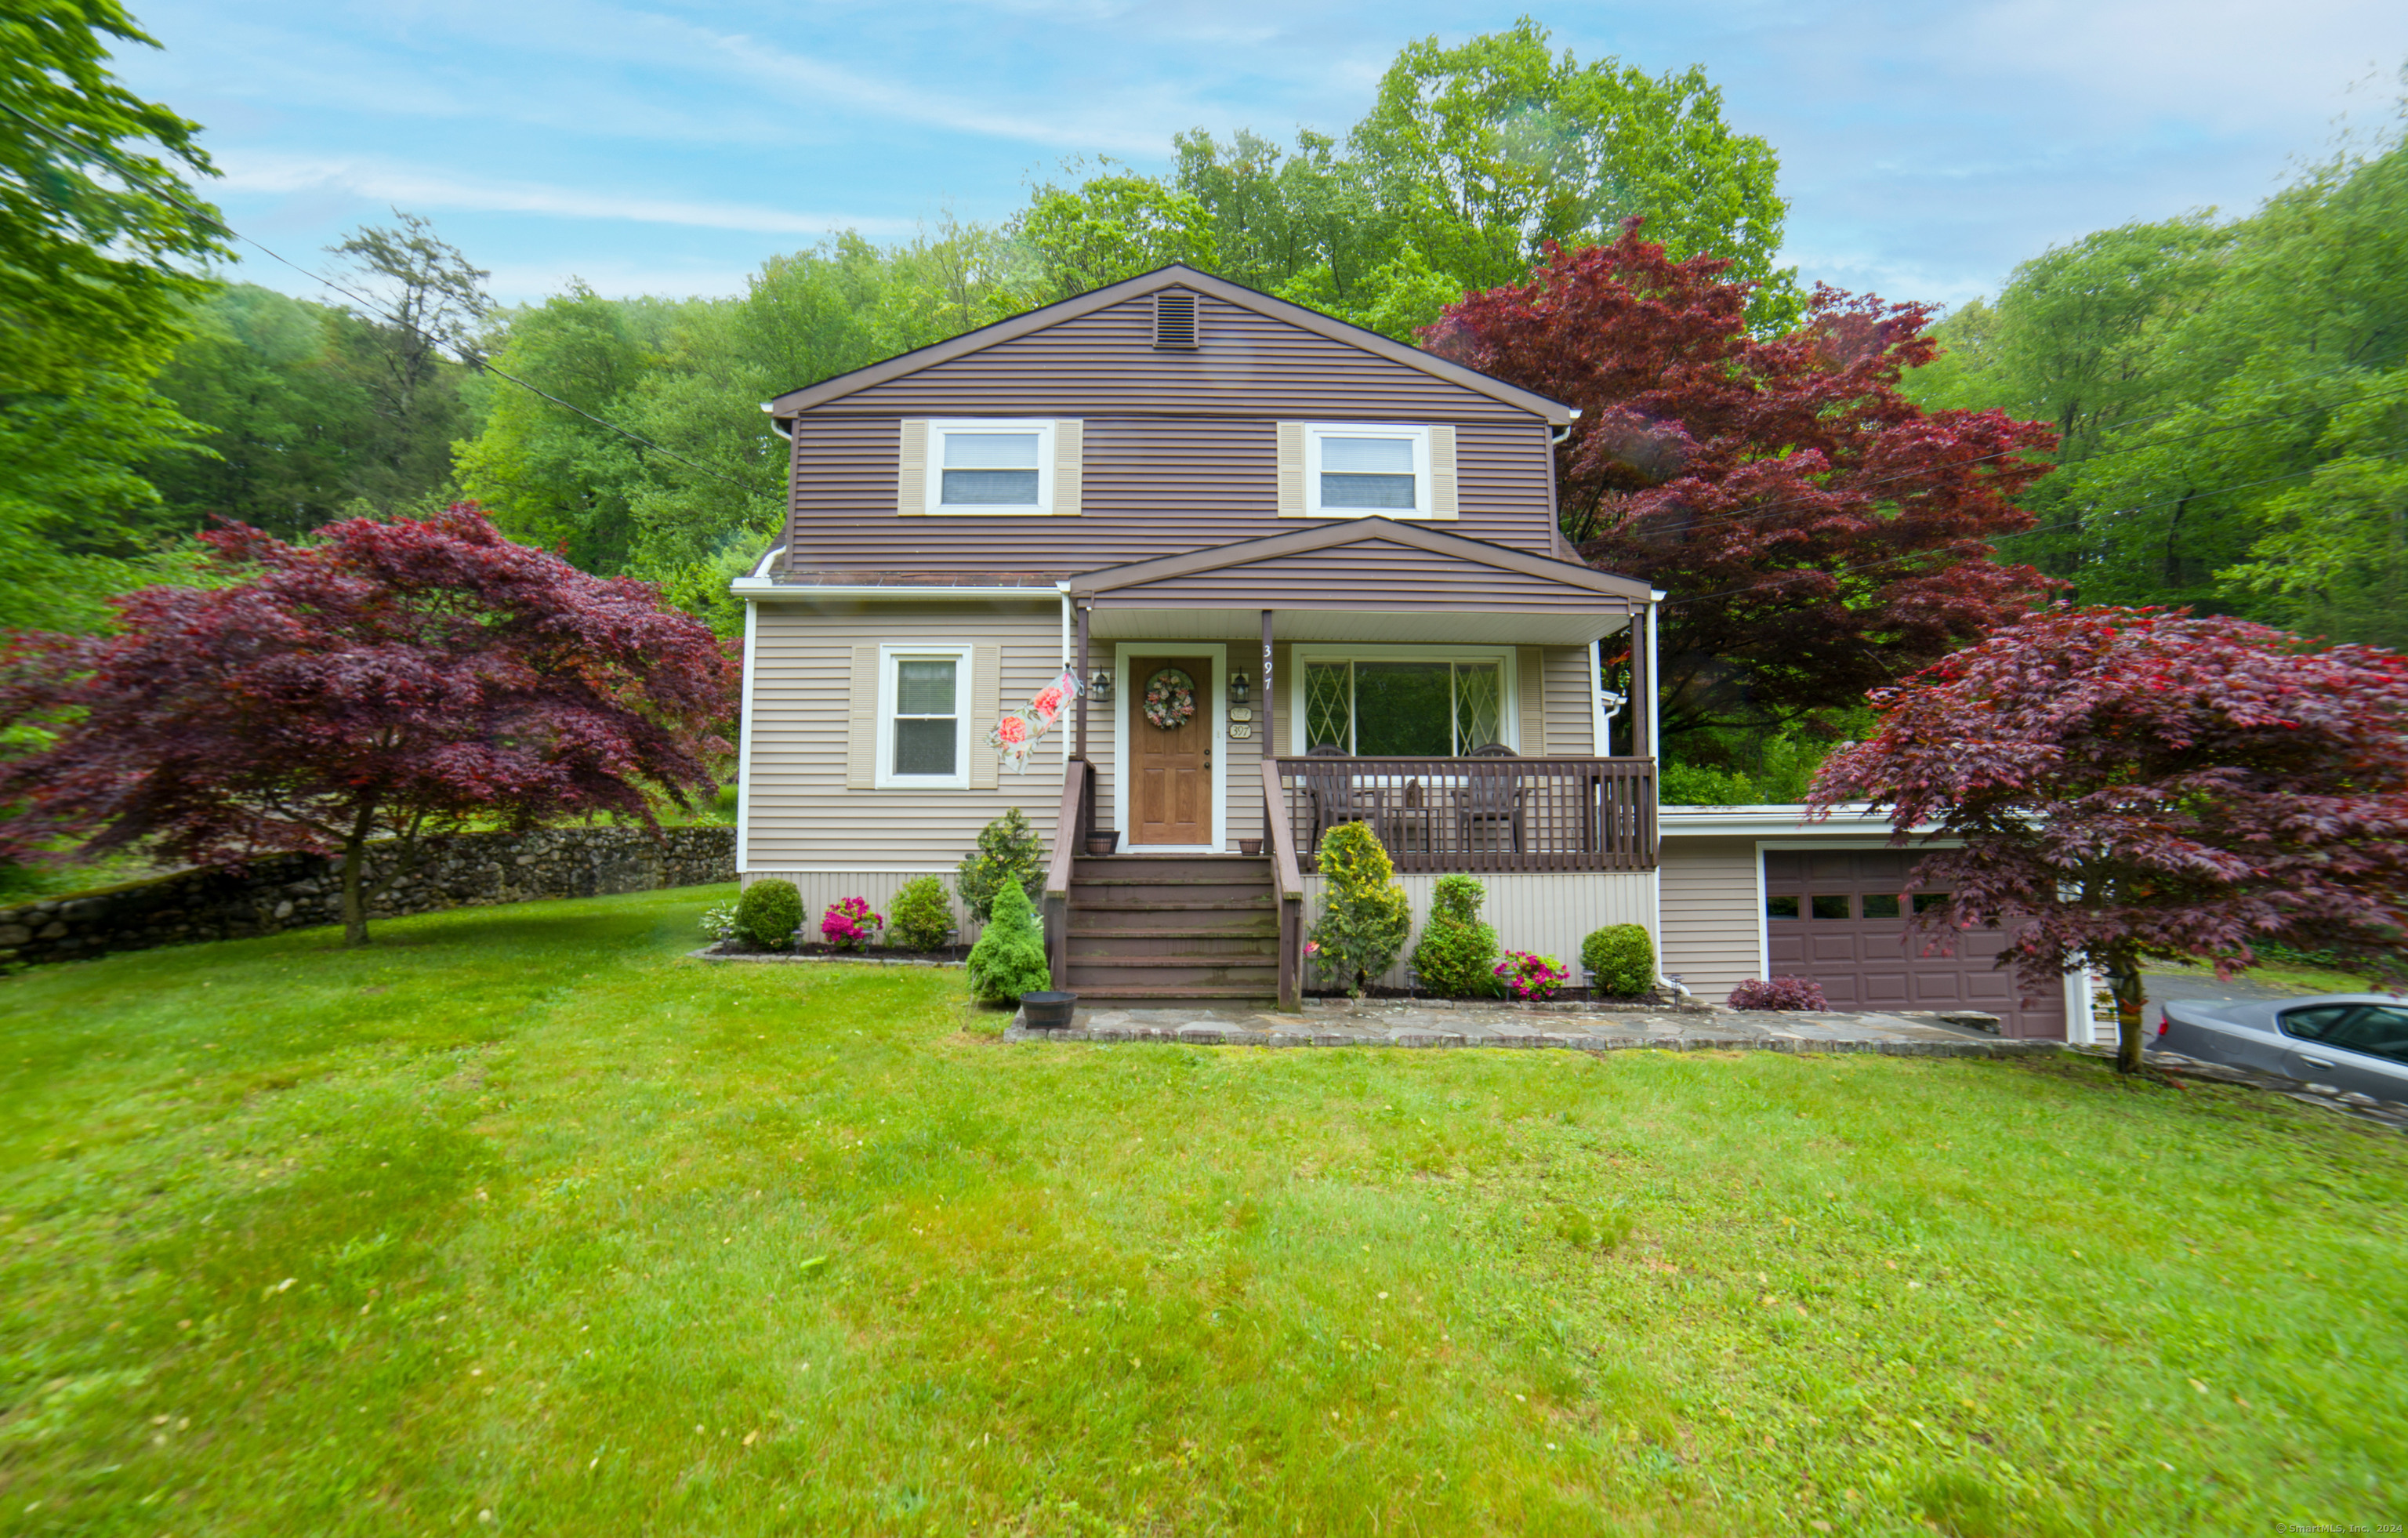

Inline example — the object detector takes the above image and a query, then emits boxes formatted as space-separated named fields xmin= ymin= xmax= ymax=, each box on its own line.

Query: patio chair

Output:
xmin=1298 ymin=745 xmax=1358 ymax=860
xmin=1457 ymin=744 xmax=1524 ymax=854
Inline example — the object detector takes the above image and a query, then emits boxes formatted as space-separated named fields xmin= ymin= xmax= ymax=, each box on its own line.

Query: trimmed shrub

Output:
xmin=1494 ymin=949 xmax=1571 ymax=1000
xmin=820 ymin=896 xmax=883 ymax=952
xmin=1410 ymin=872 xmax=1500 ymax=996
xmin=734 ymin=878 xmax=802 ymax=950
xmin=1309 ymin=822 xmax=1412 ymax=997
xmin=1728 ymin=975 xmax=1829 ymax=1010
xmin=966 ymin=877 xmax=1053 ymax=1006
xmin=887 ymin=875 xmax=956 ymax=952
xmin=1582 ymin=923 xmax=1656 ymax=997
xmin=957 ymin=807 xmax=1048 ymax=923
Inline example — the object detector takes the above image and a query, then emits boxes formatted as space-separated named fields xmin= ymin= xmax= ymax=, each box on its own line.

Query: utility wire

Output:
xmin=2 ymin=100 xmax=759 ymax=494
xmin=1659 ymin=449 xmax=2408 ymax=608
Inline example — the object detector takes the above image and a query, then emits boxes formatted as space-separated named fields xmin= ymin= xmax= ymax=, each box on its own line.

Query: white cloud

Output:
xmin=216 ymin=151 xmax=915 ymax=238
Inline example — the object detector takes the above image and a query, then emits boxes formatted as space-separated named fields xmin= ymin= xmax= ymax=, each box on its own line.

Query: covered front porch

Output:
xmin=1039 ymin=517 xmax=1663 ymax=1010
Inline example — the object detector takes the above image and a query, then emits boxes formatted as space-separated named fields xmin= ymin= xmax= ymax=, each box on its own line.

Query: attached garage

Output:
xmin=1657 ymin=810 xmax=2080 ymax=1042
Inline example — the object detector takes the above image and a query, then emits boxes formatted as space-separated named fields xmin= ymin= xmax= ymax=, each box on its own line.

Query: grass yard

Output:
xmin=2 ymin=887 xmax=2403 ymax=1536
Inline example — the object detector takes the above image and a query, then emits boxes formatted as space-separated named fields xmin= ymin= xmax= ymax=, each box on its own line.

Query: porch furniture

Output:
xmin=1458 ymin=744 xmax=1524 ymax=854
xmin=1269 ymin=756 xmax=1657 ymax=874
xmin=1297 ymin=744 xmax=1359 ymax=854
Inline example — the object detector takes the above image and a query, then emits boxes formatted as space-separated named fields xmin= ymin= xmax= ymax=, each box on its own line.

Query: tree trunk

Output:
xmin=339 ymin=832 xmax=371 ymax=947
xmin=2108 ymin=952 xmax=2147 ymax=1076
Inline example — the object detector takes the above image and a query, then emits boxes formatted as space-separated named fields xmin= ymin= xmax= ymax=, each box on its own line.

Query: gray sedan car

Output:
xmin=2156 ymin=993 xmax=2408 ymax=1100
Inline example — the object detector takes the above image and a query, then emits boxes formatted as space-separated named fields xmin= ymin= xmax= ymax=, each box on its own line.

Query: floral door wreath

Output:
xmin=1141 ymin=668 xmax=1197 ymax=730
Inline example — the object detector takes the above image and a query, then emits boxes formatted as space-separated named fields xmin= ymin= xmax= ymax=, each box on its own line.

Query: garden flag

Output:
xmin=988 ymin=669 xmax=1081 ymax=773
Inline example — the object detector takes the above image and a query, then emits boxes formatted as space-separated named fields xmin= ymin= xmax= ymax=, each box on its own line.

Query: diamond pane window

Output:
xmin=1452 ymin=664 xmax=1502 ymax=753
xmin=1304 ymin=664 xmax=1353 ymax=753
xmin=1297 ymin=658 xmax=1508 ymax=755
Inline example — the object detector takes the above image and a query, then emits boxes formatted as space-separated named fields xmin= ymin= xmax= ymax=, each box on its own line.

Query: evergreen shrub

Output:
xmin=887 ymin=875 xmax=956 ymax=952
xmin=1582 ymin=923 xmax=1656 ymax=997
xmin=957 ymin=807 xmax=1047 ymax=923
xmin=1410 ymin=873 xmax=1500 ymax=996
xmin=966 ymin=878 xmax=1053 ymax=1006
xmin=1309 ymin=822 xmax=1412 ymax=997
xmin=734 ymin=878 xmax=802 ymax=950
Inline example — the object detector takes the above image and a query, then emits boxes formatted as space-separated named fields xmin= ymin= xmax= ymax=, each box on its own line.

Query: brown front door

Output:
xmin=1130 ymin=655 xmax=1213 ymax=846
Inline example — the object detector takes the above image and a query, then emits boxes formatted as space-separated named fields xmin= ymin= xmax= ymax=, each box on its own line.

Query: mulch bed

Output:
xmin=702 ymin=939 xmax=969 ymax=963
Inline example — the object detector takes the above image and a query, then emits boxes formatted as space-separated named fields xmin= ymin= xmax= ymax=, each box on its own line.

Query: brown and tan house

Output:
xmin=732 ymin=266 xmax=2088 ymax=1038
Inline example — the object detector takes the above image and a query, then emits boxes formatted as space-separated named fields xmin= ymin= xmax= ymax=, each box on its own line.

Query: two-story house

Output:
xmin=731 ymin=266 xmax=2085 ymax=1037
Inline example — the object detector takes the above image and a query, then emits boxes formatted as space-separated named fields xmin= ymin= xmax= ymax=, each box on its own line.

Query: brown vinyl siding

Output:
xmin=1542 ymin=645 xmax=1596 ymax=755
xmin=1659 ymin=836 xmax=1762 ymax=1003
xmin=831 ymin=292 xmax=1533 ymax=423
xmin=788 ymin=416 xmax=1562 ymax=573
xmin=745 ymin=602 xmax=1064 ymax=871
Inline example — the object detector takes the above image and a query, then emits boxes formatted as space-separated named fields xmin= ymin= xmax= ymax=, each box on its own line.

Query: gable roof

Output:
xmin=1067 ymin=517 xmax=1650 ymax=603
xmin=765 ymin=265 xmax=1576 ymax=424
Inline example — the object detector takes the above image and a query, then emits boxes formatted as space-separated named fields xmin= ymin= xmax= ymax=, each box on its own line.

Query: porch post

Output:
xmin=1259 ymin=609 xmax=1275 ymax=760
xmin=1628 ymin=601 xmax=1654 ymax=760
xmin=1074 ymin=600 xmax=1091 ymax=760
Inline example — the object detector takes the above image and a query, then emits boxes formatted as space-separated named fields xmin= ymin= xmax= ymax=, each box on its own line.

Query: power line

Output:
xmin=1 ymin=100 xmax=759 ymax=495
xmin=1659 ymin=450 xmax=2408 ymax=608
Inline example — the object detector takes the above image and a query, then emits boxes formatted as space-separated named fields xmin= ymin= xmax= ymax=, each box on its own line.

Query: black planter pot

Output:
xmin=1021 ymin=991 xmax=1077 ymax=1030
xmin=1084 ymin=830 xmax=1119 ymax=857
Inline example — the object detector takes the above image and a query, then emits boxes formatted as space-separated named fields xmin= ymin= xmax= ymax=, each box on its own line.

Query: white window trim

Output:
xmin=925 ymin=419 xmax=1055 ymax=517
xmin=1287 ymin=643 xmax=1519 ymax=755
xmin=875 ymin=643 xmax=972 ymax=789
xmin=1304 ymin=422 xmax=1431 ymax=519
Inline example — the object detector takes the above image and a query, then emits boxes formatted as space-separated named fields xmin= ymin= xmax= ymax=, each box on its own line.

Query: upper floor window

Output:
xmin=927 ymin=419 xmax=1055 ymax=515
xmin=1304 ymin=423 xmax=1431 ymax=517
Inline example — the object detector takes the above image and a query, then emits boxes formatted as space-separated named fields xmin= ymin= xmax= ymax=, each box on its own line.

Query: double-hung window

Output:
xmin=1299 ymin=651 xmax=1510 ymax=756
xmin=878 ymin=645 xmax=970 ymax=788
xmin=927 ymin=419 xmax=1054 ymax=515
xmin=1306 ymin=423 xmax=1429 ymax=517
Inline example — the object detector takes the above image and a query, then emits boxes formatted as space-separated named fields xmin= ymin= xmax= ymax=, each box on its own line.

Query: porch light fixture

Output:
xmin=1229 ymin=670 xmax=1253 ymax=705
xmin=1087 ymin=669 xmax=1113 ymax=702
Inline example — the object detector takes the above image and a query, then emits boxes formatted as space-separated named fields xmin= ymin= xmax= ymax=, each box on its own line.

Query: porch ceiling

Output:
xmin=1086 ymin=605 xmax=1634 ymax=645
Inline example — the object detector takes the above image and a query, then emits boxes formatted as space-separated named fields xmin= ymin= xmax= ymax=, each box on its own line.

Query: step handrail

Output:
xmin=1262 ymin=758 xmax=1306 ymax=1012
xmin=1045 ymin=759 xmax=1092 ymax=989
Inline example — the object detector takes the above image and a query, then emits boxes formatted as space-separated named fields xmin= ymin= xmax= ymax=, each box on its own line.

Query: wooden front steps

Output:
xmin=1062 ymin=854 xmax=1279 ymax=1008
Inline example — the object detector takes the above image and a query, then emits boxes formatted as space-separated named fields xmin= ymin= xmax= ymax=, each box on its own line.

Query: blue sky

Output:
xmin=119 ymin=0 xmax=2408 ymax=313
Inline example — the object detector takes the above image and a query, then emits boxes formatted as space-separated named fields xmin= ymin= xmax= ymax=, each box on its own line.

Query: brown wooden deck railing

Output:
xmin=1271 ymin=756 xmax=1657 ymax=874
xmin=1043 ymin=757 xmax=1094 ymax=988
xmin=1261 ymin=759 xmax=1306 ymax=1010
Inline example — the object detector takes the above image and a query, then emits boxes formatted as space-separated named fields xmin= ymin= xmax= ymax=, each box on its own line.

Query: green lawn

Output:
xmin=2 ymin=888 xmax=2402 ymax=1536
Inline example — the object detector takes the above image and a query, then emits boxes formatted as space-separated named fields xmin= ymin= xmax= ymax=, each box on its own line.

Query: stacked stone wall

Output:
xmin=0 ymin=826 xmax=735 ymax=968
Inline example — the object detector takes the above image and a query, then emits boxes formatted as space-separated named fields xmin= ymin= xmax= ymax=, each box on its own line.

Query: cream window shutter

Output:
xmin=1052 ymin=420 xmax=1083 ymax=516
xmin=1430 ymin=424 xmax=1459 ymax=519
xmin=1516 ymin=647 xmax=1545 ymax=756
xmin=897 ymin=420 xmax=929 ymax=516
xmin=968 ymin=645 xmax=1003 ymax=790
xmin=846 ymin=646 xmax=879 ymax=789
xmin=1275 ymin=422 xmax=1306 ymax=517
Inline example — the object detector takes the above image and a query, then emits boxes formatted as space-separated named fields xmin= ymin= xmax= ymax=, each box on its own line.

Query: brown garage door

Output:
xmin=1763 ymin=850 xmax=2065 ymax=1039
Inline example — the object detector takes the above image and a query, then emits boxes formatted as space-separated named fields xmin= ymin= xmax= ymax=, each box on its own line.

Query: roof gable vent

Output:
xmin=1153 ymin=290 xmax=1199 ymax=350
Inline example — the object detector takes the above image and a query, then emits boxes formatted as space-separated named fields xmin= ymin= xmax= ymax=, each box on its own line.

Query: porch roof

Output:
xmin=1070 ymin=518 xmax=1649 ymax=646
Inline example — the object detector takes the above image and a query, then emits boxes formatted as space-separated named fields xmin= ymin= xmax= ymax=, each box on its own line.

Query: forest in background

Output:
xmin=8 ymin=5 xmax=2406 ymax=793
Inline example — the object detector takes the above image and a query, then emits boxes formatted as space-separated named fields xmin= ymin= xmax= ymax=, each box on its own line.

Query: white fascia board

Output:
xmin=727 ymin=581 xmax=1057 ymax=599
xmin=1659 ymin=803 xmax=1939 ymax=839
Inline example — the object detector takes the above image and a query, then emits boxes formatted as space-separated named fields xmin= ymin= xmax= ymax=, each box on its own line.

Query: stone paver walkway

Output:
xmin=1004 ymin=999 xmax=2057 ymax=1057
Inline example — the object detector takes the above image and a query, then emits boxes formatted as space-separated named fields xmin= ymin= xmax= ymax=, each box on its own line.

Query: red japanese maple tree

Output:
xmin=1809 ymin=606 xmax=2408 ymax=1073
xmin=0 ymin=505 xmax=738 ymax=945
xmin=1424 ymin=223 xmax=2058 ymax=743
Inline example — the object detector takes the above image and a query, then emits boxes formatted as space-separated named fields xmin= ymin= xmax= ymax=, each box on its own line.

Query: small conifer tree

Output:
xmin=1410 ymin=873 xmax=1500 ymax=996
xmin=956 ymin=807 xmax=1048 ymax=923
xmin=1309 ymin=822 xmax=1412 ymax=997
xmin=966 ymin=876 xmax=1053 ymax=1005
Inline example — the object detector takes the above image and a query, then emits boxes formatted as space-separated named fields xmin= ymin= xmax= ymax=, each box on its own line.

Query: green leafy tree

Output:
xmin=966 ymin=878 xmax=1053 ymax=1006
xmin=1 ymin=0 xmax=225 ymax=629
xmin=1409 ymin=873 xmax=1500 ymax=996
xmin=1309 ymin=823 xmax=1413 ymax=997
xmin=1012 ymin=160 xmax=1219 ymax=301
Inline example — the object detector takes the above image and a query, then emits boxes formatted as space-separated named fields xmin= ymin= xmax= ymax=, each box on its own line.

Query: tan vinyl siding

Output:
xmin=745 ymin=603 xmax=1064 ymax=870
xmin=1299 ymin=872 xmax=1653 ymax=989
xmin=789 ymin=415 xmax=1561 ymax=573
xmin=1542 ymin=645 xmax=1595 ymax=756
xmin=1659 ymin=836 xmax=1762 ymax=1004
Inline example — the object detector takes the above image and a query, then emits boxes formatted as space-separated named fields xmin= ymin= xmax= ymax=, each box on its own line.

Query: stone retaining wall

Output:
xmin=0 ymin=826 xmax=735 ymax=968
